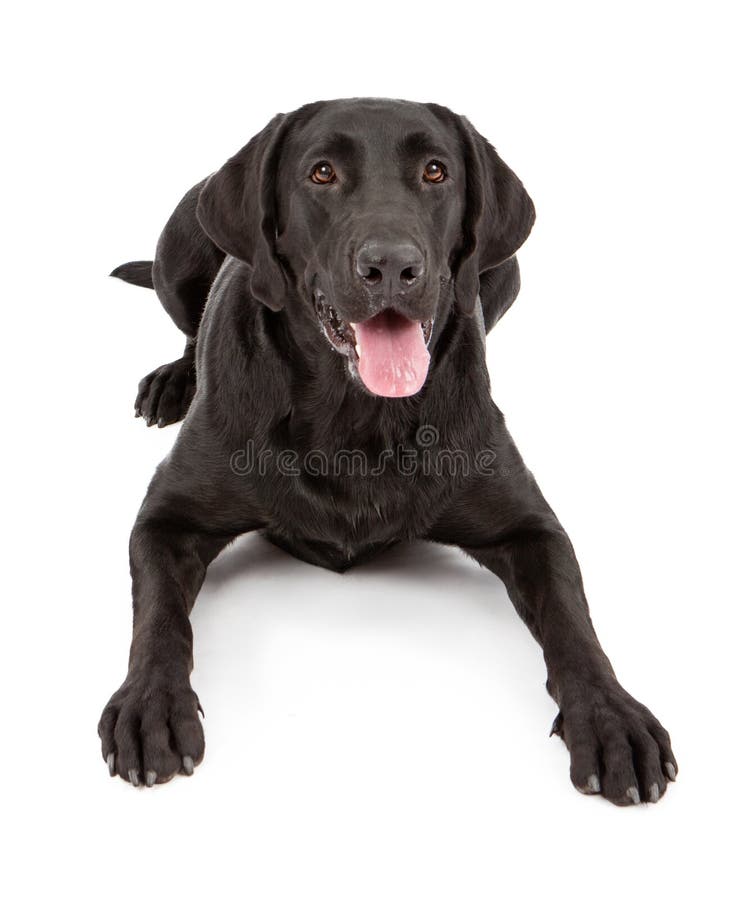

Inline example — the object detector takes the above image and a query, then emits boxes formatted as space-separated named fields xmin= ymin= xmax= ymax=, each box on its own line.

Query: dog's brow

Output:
xmin=398 ymin=130 xmax=449 ymax=158
xmin=307 ymin=131 xmax=359 ymax=160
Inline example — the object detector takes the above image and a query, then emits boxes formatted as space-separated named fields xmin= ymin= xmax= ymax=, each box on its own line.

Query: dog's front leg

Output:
xmin=98 ymin=517 xmax=234 ymax=786
xmin=428 ymin=471 xmax=677 ymax=805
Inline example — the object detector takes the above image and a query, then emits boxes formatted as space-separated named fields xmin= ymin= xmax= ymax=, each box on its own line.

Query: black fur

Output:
xmin=110 ymin=260 xmax=154 ymax=289
xmin=99 ymin=98 xmax=676 ymax=803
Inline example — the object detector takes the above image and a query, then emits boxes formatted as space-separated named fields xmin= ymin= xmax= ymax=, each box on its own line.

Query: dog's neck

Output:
xmin=257 ymin=293 xmax=491 ymax=453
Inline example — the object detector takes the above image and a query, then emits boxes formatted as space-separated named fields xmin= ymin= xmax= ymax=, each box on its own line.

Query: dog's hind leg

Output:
xmin=134 ymin=337 xmax=198 ymax=426
xmin=113 ymin=179 xmax=226 ymax=426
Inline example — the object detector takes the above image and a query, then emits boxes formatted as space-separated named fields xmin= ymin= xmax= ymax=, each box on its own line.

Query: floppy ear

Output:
xmin=196 ymin=113 xmax=288 ymax=311
xmin=453 ymin=116 xmax=536 ymax=316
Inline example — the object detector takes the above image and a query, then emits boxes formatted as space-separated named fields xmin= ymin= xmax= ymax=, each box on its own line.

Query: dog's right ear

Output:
xmin=196 ymin=113 xmax=288 ymax=311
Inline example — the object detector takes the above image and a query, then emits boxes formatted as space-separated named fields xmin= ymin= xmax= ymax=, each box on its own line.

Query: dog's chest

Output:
xmin=246 ymin=388 xmax=481 ymax=569
xmin=273 ymin=463 xmax=434 ymax=535
xmin=257 ymin=439 xmax=455 ymax=570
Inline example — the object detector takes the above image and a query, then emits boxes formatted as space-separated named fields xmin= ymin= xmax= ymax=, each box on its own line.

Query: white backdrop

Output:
xmin=3 ymin=1 xmax=737 ymax=897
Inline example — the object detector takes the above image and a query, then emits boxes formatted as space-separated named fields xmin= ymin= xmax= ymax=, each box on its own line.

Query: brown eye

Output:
xmin=311 ymin=162 xmax=336 ymax=184
xmin=423 ymin=160 xmax=446 ymax=183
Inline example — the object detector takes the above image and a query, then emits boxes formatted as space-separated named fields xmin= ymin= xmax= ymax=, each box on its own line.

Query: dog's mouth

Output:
xmin=314 ymin=291 xmax=433 ymax=398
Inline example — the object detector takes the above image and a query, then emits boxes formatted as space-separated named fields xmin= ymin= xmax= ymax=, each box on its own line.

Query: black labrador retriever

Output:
xmin=100 ymin=98 xmax=677 ymax=803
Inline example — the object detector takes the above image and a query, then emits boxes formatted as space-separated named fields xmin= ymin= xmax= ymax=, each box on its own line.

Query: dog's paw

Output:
xmin=97 ymin=671 xmax=204 ymax=787
xmin=550 ymin=680 xmax=677 ymax=805
xmin=135 ymin=355 xmax=196 ymax=427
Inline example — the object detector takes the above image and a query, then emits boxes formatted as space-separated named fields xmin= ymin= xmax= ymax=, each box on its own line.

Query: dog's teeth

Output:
xmin=355 ymin=343 xmax=361 ymax=358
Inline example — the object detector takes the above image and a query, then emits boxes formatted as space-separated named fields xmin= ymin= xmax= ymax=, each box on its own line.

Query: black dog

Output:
xmin=100 ymin=98 xmax=677 ymax=803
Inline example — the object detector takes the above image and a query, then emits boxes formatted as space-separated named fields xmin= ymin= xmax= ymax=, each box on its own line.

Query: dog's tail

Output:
xmin=109 ymin=260 xmax=154 ymax=289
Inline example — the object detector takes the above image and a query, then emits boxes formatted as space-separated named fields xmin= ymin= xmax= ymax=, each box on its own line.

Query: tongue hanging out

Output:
xmin=352 ymin=310 xmax=430 ymax=398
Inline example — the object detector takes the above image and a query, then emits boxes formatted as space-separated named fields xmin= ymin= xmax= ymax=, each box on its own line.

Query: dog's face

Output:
xmin=196 ymin=99 xmax=535 ymax=398
xmin=275 ymin=101 xmax=470 ymax=398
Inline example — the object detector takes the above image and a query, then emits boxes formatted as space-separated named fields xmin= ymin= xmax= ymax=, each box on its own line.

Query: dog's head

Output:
xmin=196 ymin=98 xmax=534 ymax=398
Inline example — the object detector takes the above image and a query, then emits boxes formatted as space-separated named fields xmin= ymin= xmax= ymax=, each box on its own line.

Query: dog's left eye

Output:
xmin=311 ymin=162 xmax=337 ymax=185
xmin=423 ymin=160 xmax=447 ymax=183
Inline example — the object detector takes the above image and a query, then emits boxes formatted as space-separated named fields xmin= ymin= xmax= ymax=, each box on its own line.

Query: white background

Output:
xmin=3 ymin=1 xmax=737 ymax=897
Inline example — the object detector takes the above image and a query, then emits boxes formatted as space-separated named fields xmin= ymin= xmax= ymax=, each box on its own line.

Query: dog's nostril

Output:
xmin=363 ymin=266 xmax=383 ymax=285
xmin=356 ymin=241 xmax=425 ymax=290
xmin=400 ymin=265 xmax=421 ymax=284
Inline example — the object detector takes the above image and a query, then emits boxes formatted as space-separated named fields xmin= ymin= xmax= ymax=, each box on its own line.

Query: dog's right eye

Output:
xmin=310 ymin=162 xmax=337 ymax=185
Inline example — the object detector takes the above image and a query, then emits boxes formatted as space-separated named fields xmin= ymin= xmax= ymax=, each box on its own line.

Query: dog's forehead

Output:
xmin=289 ymin=99 xmax=452 ymax=154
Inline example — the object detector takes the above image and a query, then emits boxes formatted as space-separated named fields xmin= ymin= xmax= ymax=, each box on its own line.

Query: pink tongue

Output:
xmin=353 ymin=310 xmax=430 ymax=398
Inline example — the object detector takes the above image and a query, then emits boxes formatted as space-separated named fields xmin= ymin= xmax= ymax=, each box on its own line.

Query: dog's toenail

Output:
xmin=648 ymin=782 xmax=660 ymax=802
xmin=182 ymin=756 xmax=194 ymax=775
xmin=587 ymin=774 xmax=601 ymax=793
xmin=145 ymin=770 xmax=157 ymax=787
xmin=626 ymin=786 xmax=640 ymax=804
xmin=128 ymin=768 xmax=141 ymax=787
xmin=157 ymin=418 xmax=165 ymax=427
xmin=107 ymin=752 xmax=115 ymax=776
xmin=665 ymin=762 xmax=677 ymax=781
xmin=549 ymin=712 xmax=563 ymax=737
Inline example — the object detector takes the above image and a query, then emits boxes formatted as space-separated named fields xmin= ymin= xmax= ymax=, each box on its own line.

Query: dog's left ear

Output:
xmin=453 ymin=116 xmax=536 ymax=316
xmin=196 ymin=113 xmax=288 ymax=311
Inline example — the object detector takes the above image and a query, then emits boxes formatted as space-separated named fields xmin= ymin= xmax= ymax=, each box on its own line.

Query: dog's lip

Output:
xmin=312 ymin=289 xmax=434 ymax=359
xmin=313 ymin=290 xmax=358 ymax=359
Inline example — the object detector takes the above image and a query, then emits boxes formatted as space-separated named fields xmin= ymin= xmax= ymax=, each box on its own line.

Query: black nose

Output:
xmin=356 ymin=240 xmax=426 ymax=292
